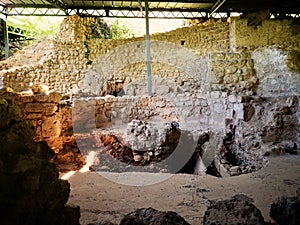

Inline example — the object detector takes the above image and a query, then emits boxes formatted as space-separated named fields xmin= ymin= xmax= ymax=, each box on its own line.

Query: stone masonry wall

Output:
xmin=3 ymin=91 xmax=85 ymax=171
xmin=1 ymin=15 xmax=299 ymax=97
xmin=1 ymin=14 xmax=300 ymax=174
xmin=230 ymin=18 xmax=300 ymax=50
xmin=252 ymin=47 xmax=300 ymax=97
xmin=4 ymin=89 xmax=299 ymax=174
xmin=209 ymin=51 xmax=257 ymax=94
xmin=0 ymin=15 xmax=228 ymax=95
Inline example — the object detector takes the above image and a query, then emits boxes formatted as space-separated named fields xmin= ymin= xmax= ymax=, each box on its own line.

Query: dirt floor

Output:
xmin=65 ymin=154 xmax=300 ymax=225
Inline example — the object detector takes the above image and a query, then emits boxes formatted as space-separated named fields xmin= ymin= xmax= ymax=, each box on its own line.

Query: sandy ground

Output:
xmin=65 ymin=154 xmax=300 ymax=225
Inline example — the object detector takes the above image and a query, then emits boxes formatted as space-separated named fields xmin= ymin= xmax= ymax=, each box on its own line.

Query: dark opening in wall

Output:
xmin=206 ymin=160 xmax=221 ymax=177
xmin=178 ymin=152 xmax=199 ymax=174
xmin=107 ymin=80 xmax=125 ymax=97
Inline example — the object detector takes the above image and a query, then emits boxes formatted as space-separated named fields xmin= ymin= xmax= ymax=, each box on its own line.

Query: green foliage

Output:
xmin=7 ymin=16 xmax=133 ymax=41
xmin=85 ymin=17 xmax=133 ymax=40
xmin=110 ymin=19 xmax=134 ymax=39
xmin=7 ymin=16 xmax=64 ymax=40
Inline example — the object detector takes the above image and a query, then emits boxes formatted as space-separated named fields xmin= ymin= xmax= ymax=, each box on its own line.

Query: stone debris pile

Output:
xmin=125 ymin=119 xmax=181 ymax=163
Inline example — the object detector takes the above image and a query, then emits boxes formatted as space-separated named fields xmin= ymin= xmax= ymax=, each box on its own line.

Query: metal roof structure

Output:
xmin=0 ymin=1 xmax=300 ymax=18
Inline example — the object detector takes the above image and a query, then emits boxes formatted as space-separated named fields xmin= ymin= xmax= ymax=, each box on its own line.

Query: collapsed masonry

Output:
xmin=0 ymin=14 xmax=299 ymax=176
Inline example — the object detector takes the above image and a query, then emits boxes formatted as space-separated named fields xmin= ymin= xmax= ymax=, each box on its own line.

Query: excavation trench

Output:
xmin=72 ymin=118 xmax=267 ymax=177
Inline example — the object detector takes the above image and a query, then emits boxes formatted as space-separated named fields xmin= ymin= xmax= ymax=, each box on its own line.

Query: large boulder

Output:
xmin=203 ymin=194 xmax=265 ymax=225
xmin=0 ymin=95 xmax=80 ymax=225
xmin=269 ymin=188 xmax=300 ymax=225
xmin=120 ymin=207 xmax=190 ymax=225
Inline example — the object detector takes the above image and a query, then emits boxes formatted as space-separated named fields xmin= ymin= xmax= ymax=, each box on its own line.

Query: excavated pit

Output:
xmin=1 ymin=14 xmax=300 ymax=225
xmin=4 ymin=91 xmax=298 ymax=177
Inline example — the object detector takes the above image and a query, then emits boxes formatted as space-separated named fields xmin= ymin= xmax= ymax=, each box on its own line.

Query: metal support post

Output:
xmin=145 ymin=0 xmax=152 ymax=96
xmin=2 ymin=15 xmax=9 ymax=58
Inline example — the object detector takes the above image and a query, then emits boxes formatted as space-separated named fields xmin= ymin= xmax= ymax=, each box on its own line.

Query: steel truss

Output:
xmin=3 ymin=6 xmax=211 ymax=18
xmin=0 ymin=5 xmax=298 ymax=19
xmin=0 ymin=4 xmax=7 ymax=16
xmin=8 ymin=25 xmax=35 ymax=41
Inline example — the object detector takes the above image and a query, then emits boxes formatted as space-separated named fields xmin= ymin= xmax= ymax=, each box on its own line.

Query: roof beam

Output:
xmin=44 ymin=0 xmax=68 ymax=14
xmin=96 ymin=0 xmax=213 ymax=3
xmin=209 ymin=0 xmax=226 ymax=17
xmin=0 ymin=3 xmax=7 ymax=16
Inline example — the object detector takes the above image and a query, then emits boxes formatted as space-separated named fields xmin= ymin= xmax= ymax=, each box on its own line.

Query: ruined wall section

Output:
xmin=228 ymin=18 xmax=300 ymax=97
xmin=230 ymin=18 xmax=300 ymax=50
xmin=6 ymin=89 xmax=299 ymax=175
xmin=79 ymin=40 xmax=210 ymax=96
xmin=4 ymin=91 xmax=85 ymax=171
xmin=208 ymin=51 xmax=257 ymax=94
xmin=0 ymin=16 xmax=229 ymax=96
xmin=0 ymin=40 xmax=89 ymax=95
xmin=1 ymin=16 xmax=300 ymax=97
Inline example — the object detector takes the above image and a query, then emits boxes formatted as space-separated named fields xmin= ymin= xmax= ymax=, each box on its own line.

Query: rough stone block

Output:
xmin=25 ymin=103 xmax=58 ymax=115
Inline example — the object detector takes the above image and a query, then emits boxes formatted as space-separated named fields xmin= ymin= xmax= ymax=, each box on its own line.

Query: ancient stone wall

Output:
xmin=2 ymin=15 xmax=299 ymax=98
xmin=252 ymin=47 xmax=300 ymax=97
xmin=227 ymin=17 xmax=300 ymax=97
xmin=5 ymin=87 xmax=299 ymax=174
xmin=230 ymin=18 xmax=300 ymax=50
xmin=208 ymin=52 xmax=257 ymax=94
xmin=1 ymin=14 xmax=300 ymax=175
xmin=0 ymin=94 xmax=80 ymax=225
xmin=0 ymin=15 xmax=229 ymax=95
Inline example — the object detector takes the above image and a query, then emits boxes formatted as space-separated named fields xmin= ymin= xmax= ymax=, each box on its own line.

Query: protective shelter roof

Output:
xmin=0 ymin=0 xmax=299 ymax=18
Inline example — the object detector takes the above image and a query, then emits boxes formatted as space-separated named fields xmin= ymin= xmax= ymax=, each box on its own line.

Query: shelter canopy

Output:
xmin=0 ymin=0 xmax=299 ymax=18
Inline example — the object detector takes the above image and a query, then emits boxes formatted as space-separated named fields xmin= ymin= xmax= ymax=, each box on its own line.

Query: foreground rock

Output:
xmin=270 ymin=188 xmax=300 ymax=225
xmin=119 ymin=207 xmax=190 ymax=225
xmin=203 ymin=194 xmax=265 ymax=225
xmin=0 ymin=96 xmax=80 ymax=225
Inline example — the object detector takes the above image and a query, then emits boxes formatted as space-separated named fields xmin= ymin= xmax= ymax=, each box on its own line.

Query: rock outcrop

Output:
xmin=125 ymin=120 xmax=181 ymax=164
xmin=270 ymin=188 xmax=300 ymax=225
xmin=203 ymin=194 xmax=265 ymax=225
xmin=0 ymin=95 xmax=80 ymax=225
xmin=119 ymin=207 xmax=190 ymax=225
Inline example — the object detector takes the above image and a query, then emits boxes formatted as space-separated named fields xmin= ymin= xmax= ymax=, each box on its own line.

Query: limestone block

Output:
xmin=25 ymin=103 xmax=58 ymax=115
xmin=42 ymin=114 xmax=61 ymax=138
xmin=233 ymin=103 xmax=244 ymax=120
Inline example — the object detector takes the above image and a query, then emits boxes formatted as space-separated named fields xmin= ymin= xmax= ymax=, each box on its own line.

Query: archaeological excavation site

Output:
xmin=1 ymin=1 xmax=300 ymax=225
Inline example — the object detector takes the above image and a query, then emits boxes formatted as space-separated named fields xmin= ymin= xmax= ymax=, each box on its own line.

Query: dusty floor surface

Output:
xmin=65 ymin=154 xmax=300 ymax=225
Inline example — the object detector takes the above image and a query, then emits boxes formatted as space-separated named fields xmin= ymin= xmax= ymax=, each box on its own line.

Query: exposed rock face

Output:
xmin=2 ymin=91 xmax=85 ymax=172
xmin=270 ymin=188 xmax=300 ymax=225
xmin=210 ymin=95 xmax=300 ymax=177
xmin=119 ymin=207 xmax=190 ymax=225
xmin=89 ymin=120 xmax=182 ymax=172
xmin=88 ymin=222 xmax=116 ymax=225
xmin=84 ymin=120 xmax=210 ymax=174
xmin=203 ymin=194 xmax=265 ymax=225
xmin=0 ymin=96 xmax=80 ymax=225
xmin=125 ymin=120 xmax=181 ymax=164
